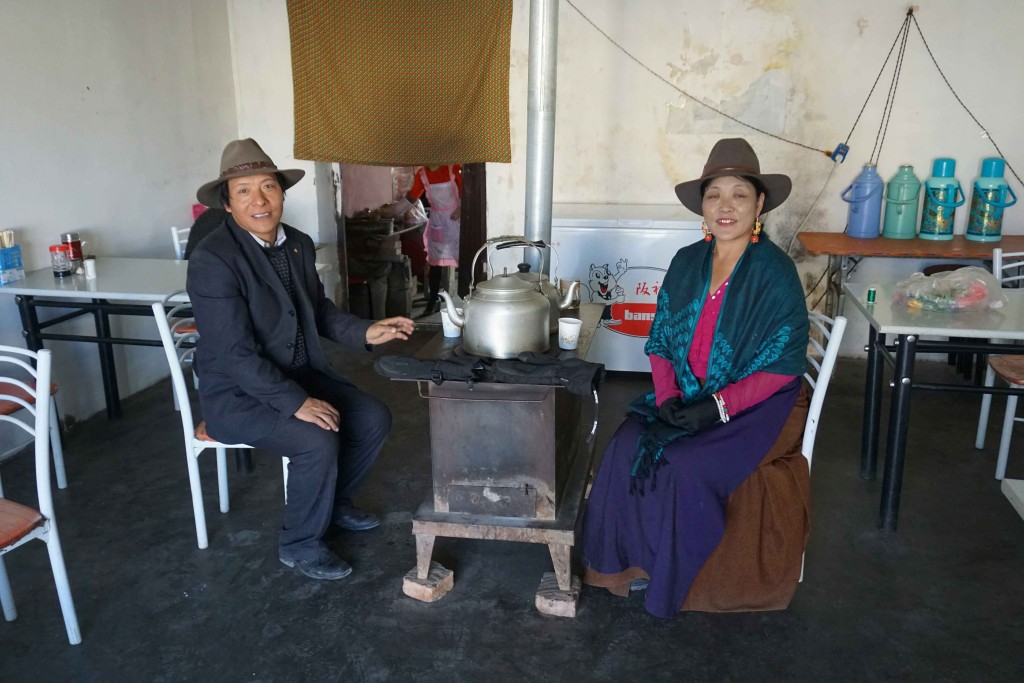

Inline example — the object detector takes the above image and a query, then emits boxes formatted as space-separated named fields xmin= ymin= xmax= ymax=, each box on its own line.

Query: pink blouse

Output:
xmin=650 ymin=279 xmax=797 ymax=415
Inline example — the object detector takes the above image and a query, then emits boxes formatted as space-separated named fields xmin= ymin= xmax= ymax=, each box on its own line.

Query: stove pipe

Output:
xmin=523 ymin=0 xmax=559 ymax=276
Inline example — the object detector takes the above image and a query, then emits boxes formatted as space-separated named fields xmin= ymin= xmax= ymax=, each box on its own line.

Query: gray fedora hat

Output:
xmin=196 ymin=138 xmax=305 ymax=207
xmin=673 ymin=138 xmax=792 ymax=215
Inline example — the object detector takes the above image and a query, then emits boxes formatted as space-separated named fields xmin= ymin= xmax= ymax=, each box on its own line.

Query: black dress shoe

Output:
xmin=332 ymin=505 xmax=381 ymax=531
xmin=279 ymin=548 xmax=352 ymax=580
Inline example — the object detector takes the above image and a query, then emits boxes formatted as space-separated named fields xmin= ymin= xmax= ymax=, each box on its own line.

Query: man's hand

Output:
xmin=658 ymin=396 xmax=720 ymax=433
xmin=294 ymin=397 xmax=340 ymax=432
xmin=365 ymin=316 xmax=415 ymax=345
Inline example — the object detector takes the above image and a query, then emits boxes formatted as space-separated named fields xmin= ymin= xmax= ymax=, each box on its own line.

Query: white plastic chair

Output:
xmin=974 ymin=248 xmax=1024 ymax=479
xmin=0 ymin=347 xmax=66 ymax=494
xmin=799 ymin=312 xmax=847 ymax=582
xmin=803 ymin=313 xmax=848 ymax=471
xmin=0 ymin=348 xmax=81 ymax=644
xmin=151 ymin=302 xmax=288 ymax=549
xmin=171 ymin=226 xmax=190 ymax=260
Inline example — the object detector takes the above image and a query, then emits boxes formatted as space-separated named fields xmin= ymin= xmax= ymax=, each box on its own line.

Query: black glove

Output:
xmin=658 ymin=396 xmax=720 ymax=433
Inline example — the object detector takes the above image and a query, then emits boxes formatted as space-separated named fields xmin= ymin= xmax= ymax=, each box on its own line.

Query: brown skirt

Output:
xmin=583 ymin=384 xmax=811 ymax=613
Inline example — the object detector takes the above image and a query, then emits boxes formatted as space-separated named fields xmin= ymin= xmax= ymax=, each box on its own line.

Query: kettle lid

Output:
xmin=476 ymin=272 xmax=537 ymax=296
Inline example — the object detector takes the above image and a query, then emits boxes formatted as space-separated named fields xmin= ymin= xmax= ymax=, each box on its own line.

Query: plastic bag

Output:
xmin=891 ymin=266 xmax=1007 ymax=311
xmin=403 ymin=198 xmax=427 ymax=225
xmin=376 ymin=198 xmax=427 ymax=225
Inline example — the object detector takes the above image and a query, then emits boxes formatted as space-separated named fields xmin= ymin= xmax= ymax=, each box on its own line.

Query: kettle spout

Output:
xmin=558 ymin=280 xmax=580 ymax=309
xmin=438 ymin=290 xmax=464 ymax=327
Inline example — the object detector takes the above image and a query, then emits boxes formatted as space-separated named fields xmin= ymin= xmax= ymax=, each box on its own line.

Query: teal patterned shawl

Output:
xmin=629 ymin=235 xmax=808 ymax=485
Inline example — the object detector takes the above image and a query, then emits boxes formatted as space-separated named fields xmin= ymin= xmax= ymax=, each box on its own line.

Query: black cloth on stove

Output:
xmin=375 ymin=351 xmax=604 ymax=396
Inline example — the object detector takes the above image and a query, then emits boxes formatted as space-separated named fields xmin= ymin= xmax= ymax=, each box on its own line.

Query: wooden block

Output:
xmin=535 ymin=571 xmax=581 ymax=618
xmin=402 ymin=561 xmax=454 ymax=603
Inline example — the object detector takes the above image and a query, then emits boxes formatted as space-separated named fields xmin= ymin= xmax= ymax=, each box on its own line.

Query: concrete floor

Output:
xmin=1 ymin=330 xmax=1023 ymax=682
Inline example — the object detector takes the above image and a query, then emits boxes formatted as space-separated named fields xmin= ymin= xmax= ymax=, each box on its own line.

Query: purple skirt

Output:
xmin=582 ymin=380 xmax=800 ymax=618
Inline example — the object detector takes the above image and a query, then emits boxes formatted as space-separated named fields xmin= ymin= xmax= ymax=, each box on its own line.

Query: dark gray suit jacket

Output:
xmin=186 ymin=218 xmax=371 ymax=444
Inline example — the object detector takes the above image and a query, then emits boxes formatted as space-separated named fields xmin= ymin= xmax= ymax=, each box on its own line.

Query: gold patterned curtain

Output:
xmin=287 ymin=0 xmax=512 ymax=165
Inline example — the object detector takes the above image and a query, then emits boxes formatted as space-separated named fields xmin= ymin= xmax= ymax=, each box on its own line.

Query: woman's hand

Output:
xmin=365 ymin=316 xmax=415 ymax=345
xmin=658 ymin=396 xmax=720 ymax=433
xmin=450 ymin=206 xmax=461 ymax=221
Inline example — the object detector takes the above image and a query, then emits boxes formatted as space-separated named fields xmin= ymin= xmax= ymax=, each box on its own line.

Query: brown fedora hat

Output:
xmin=196 ymin=138 xmax=305 ymax=207
xmin=674 ymin=138 xmax=792 ymax=215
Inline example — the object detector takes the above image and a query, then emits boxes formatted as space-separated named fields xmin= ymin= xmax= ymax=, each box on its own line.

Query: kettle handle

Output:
xmin=469 ymin=236 xmax=525 ymax=292
xmin=469 ymin=237 xmax=546 ymax=293
xmin=493 ymin=241 xmax=546 ymax=294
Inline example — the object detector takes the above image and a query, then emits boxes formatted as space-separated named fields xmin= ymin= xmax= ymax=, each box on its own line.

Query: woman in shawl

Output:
xmin=581 ymin=138 xmax=810 ymax=618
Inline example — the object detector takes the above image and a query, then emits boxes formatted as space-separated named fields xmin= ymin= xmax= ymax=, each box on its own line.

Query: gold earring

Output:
xmin=751 ymin=219 xmax=762 ymax=243
xmin=701 ymin=221 xmax=712 ymax=242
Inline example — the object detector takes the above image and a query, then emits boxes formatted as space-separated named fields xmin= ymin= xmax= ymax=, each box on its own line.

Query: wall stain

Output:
xmin=747 ymin=0 xmax=790 ymax=13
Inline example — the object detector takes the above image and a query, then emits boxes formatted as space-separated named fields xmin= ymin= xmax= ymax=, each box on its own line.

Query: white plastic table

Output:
xmin=0 ymin=258 xmax=189 ymax=418
xmin=844 ymin=282 xmax=1024 ymax=530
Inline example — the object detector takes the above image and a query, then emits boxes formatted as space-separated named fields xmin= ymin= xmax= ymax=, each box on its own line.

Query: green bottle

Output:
xmin=882 ymin=165 xmax=922 ymax=240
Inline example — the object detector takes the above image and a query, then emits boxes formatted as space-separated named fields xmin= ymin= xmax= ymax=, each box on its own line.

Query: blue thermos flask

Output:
xmin=919 ymin=158 xmax=965 ymax=241
xmin=966 ymin=158 xmax=1017 ymax=242
xmin=882 ymin=165 xmax=922 ymax=239
xmin=841 ymin=163 xmax=884 ymax=238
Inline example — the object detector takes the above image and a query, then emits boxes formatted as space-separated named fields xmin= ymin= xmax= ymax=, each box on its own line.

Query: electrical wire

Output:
xmin=560 ymin=2 xmax=1023 ymax=302
xmin=786 ymin=162 xmax=840 ymax=257
xmin=802 ymin=264 xmax=827 ymax=301
xmin=562 ymin=0 xmax=831 ymax=157
xmin=842 ymin=18 xmax=913 ymax=146
xmin=869 ymin=14 xmax=912 ymax=165
xmin=808 ymin=273 xmax=831 ymax=311
xmin=910 ymin=13 xmax=1023 ymax=187
xmin=562 ymin=0 xmax=839 ymax=296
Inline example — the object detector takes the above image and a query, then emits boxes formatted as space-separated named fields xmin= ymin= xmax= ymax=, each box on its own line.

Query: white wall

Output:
xmin=227 ymin=0 xmax=341 ymax=290
xmin=0 ymin=0 xmax=237 ymax=424
xmin=491 ymin=0 xmax=1024 ymax=355
xmin=5 ymin=0 xmax=1020 ymax=429
xmin=227 ymin=0 xmax=330 ymax=241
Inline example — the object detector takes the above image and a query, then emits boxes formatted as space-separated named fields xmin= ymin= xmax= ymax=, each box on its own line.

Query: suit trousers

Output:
xmin=248 ymin=369 xmax=391 ymax=561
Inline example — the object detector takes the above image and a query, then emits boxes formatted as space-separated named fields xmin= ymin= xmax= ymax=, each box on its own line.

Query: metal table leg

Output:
xmin=861 ymin=327 xmax=884 ymax=480
xmin=92 ymin=299 xmax=121 ymax=419
xmin=879 ymin=333 xmax=917 ymax=531
xmin=15 ymin=295 xmax=42 ymax=351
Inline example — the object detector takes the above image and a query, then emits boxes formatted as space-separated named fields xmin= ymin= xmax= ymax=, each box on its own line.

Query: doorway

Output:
xmin=339 ymin=163 xmax=486 ymax=317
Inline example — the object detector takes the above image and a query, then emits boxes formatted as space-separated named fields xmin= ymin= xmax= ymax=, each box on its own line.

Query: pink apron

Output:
xmin=419 ymin=167 xmax=460 ymax=267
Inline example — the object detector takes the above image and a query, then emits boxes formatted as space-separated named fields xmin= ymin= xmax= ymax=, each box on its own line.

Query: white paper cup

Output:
xmin=83 ymin=257 xmax=97 ymax=279
xmin=558 ymin=317 xmax=583 ymax=350
xmin=441 ymin=307 xmax=463 ymax=337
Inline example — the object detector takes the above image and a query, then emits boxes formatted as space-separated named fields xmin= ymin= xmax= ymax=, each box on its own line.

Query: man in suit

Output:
xmin=187 ymin=139 xmax=415 ymax=580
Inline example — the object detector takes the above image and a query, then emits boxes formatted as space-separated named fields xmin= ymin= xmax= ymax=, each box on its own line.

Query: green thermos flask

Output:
xmin=882 ymin=165 xmax=922 ymax=239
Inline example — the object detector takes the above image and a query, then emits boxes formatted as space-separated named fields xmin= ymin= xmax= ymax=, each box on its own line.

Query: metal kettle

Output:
xmin=514 ymin=262 xmax=579 ymax=330
xmin=491 ymin=237 xmax=579 ymax=330
xmin=438 ymin=239 xmax=551 ymax=358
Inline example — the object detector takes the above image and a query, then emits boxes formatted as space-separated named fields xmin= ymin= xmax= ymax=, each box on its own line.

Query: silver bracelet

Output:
xmin=713 ymin=392 xmax=730 ymax=424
